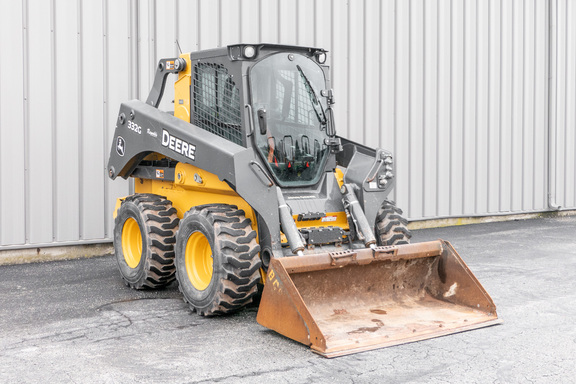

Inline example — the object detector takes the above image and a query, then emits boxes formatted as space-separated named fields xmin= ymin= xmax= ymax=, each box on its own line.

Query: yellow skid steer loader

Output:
xmin=107 ymin=44 xmax=499 ymax=357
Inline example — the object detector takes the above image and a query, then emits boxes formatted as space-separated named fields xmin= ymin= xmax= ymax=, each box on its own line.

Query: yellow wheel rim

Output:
xmin=185 ymin=232 xmax=213 ymax=291
xmin=122 ymin=217 xmax=142 ymax=269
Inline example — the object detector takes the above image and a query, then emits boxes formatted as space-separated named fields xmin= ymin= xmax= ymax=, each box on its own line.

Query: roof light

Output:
xmin=316 ymin=52 xmax=327 ymax=64
xmin=243 ymin=45 xmax=256 ymax=59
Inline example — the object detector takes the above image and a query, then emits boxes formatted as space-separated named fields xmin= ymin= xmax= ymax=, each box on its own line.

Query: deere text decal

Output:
xmin=161 ymin=129 xmax=196 ymax=160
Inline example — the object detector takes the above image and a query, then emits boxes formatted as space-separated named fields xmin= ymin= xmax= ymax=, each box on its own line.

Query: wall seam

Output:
xmin=474 ymin=0 xmax=480 ymax=214
xmin=346 ymin=0 xmax=350 ymax=139
xmin=521 ymin=0 xmax=526 ymax=210
xmin=572 ymin=0 xmax=576 ymax=207
xmin=78 ymin=0 xmax=84 ymax=239
xmin=449 ymin=0 xmax=453 ymax=216
xmin=422 ymin=0 xmax=427 ymax=216
xmin=393 ymin=0 xmax=397 ymax=204
xmin=296 ymin=0 xmax=300 ymax=45
xmin=462 ymin=0 xmax=466 ymax=214
xmin=498 ymin=0 xmax=503 ymax=212
xmin=510 ymin=0 xmax=516 ymax=211
xmin=51 ymin=0 xmax=57 ymax=242
xmin=131 ymin=0 xmax=140 ymax=99
xmin=563 ymin=0 xmax=568 ymax=206
xmin=217 ymin=0 xmax=221 ymax=46
xmin=378 ymin=0 xmax=382 ymax=149
xmin=547 ymin=0 xmax=560 ymax=209
xmin=152 ymin=0 xmax=157 ymax=66
xmin=487 ymin=0 xmax=492 ymax=212
xmin=362 ymin=0 xmax=366 ymax=144
xmin=0 ymin=3 xmax=2 ymax=245
xmin=197 ymin=0 xmax=201 ymax=50
xmin=435 ymin=0 xmax=440 ymax=215
xmin=258 ymin=0 xmax=262 ymax=44
xmin=313 ymin=0 xmax=317 ymax=46
xmin=532 ymin=0 xmax=537 ymax=209
xmin=277 ymin=0 xmax=281 ymax=44
xmin=407 ymin=0 xmax=411 ymax=216
xmin=102 ymin=0 xmax=109 ymax=237
xmin=23 ymin=0 xmax=30 ymax=244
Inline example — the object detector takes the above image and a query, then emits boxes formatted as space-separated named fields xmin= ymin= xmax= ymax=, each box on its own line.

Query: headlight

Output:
xmin=316 ymin=52 xmax=327 ymax=64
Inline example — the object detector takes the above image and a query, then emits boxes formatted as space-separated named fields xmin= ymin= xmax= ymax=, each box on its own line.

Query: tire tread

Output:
xmin=375 ymin=200 xmax=412 ymax=246
xmin=176 ymin=204 xmax=261 ymax=316
xmin=114 ymin=193 xmax=180 ymax=289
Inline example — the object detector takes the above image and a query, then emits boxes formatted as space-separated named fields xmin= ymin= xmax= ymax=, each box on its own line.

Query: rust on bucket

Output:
xmin=256 ymin=240 xmax=500 ymax=357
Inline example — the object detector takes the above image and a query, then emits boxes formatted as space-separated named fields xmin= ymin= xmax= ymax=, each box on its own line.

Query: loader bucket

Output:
xmin=257 ymin=240 xmax=500 ymax=357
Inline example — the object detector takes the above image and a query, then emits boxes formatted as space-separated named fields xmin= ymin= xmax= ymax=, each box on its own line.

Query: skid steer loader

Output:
xmin=107 ymin=44 xmax=499 ymax=357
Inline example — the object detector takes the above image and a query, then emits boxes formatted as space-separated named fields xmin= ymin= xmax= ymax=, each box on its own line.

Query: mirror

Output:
xmin=326 ymin=107 xmax=336 ymax=137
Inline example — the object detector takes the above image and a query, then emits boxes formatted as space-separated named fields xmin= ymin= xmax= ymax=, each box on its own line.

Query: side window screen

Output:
xmin=193 ymin=63 xmax=242 ymax=145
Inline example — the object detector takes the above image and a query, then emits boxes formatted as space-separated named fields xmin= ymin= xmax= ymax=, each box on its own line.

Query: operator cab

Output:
xmin=250 ymin=51 xmax=332 ymax=187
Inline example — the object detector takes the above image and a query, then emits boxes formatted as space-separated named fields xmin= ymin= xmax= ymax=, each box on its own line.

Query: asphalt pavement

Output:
xmin=1 ymin=216 xmax=575 ymax=383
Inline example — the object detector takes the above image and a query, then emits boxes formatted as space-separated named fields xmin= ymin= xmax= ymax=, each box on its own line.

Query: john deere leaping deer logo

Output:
xmin=116 ymin=136 xmax=125 ymax=157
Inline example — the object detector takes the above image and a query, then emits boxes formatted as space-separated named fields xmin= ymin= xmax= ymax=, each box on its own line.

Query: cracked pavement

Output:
xmin=1 ymin=216 xmax=575 ymax=383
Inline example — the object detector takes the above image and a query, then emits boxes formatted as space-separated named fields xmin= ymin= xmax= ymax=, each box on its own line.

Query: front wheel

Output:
xmin=375 ymin=200 xmax=412 ymax=246
xmin=175 ymin=204 xmax=261 ymax=316
xmin=113 ymin=194 xmax=179 ymax=289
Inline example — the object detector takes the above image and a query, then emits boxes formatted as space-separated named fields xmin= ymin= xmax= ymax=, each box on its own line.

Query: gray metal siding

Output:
xmin=0 ymin=0 xmax=573 ymax=249
xmin=550 ymin=0 xmax=576 ymax=209
xmin=382 ymin=0 xmax=550 ymax=219
xmin=0 ymin=3 xmax=26 ymax=246
xmin=0 ymin=0 xmax=130 ymax=249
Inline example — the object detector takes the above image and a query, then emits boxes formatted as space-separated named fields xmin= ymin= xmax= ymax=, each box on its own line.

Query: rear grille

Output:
xmin=193 ymin=63 xmax=242 ymax=145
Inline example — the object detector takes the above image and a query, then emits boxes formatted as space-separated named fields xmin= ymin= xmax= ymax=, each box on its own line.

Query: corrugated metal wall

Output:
xmin=0 ymin=0 xmax=131 ymax=249
xmin=0 ymin=0 xmax=574 ymax=250
xmin=550 ymin=0 xmax=576 ymax=209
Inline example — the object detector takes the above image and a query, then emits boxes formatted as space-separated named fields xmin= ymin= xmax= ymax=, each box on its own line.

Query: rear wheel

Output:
xmin=175 ymin=204 xmax=261 ymax=316
xmin=375 ymin=200 xmax=412 ymax=246
xmin=113 ymin=194 xmax=179 ymax=289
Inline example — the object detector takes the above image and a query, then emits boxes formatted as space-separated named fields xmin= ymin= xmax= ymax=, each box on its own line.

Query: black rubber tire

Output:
xmin=113 ymin=194 xmax=179 ymax=289
xmin=375 ymin=200 xmax=412 ymax=246
xmin=175 ymin=204 xmax=261 ymax=316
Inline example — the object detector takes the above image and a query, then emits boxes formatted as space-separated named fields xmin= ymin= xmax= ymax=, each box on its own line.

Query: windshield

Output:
xmin=250 ymin=53 xmax=329 ymax=186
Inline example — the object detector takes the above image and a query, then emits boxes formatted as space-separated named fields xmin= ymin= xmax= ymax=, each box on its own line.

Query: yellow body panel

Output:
xmin=334 ymin=168 xmax=344 ymax=189
xmin=281 ymin=211 xmax=349 ymax=245
xmin=174 ymin=54 xmax=192 ymax=122
xmin=114 ymin=165 xmax=349 ymax=246
xmin=285 ymin=170 xmax=348 ymax=241
xmin=133 ymin=162 xmax=258 ymax=233
xmin=293 ymin=211 xmax=348 ymax=230
xmin=112 ymin=197 xmax=124 ymax=219
xmin=112 ymin=160 xmax=351 ymax=285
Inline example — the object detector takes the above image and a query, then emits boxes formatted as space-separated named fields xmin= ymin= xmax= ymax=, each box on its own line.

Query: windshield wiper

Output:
xmin=296 ymin=65 xmax=327 ymax=126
